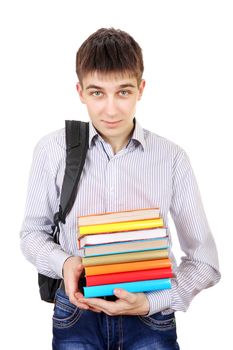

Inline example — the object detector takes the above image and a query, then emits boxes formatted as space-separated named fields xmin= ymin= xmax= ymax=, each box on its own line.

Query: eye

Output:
xmin=119 ymin=90 xmax=130 ymax=96
xmin=91 ymin=91 xmax=102 ymax=97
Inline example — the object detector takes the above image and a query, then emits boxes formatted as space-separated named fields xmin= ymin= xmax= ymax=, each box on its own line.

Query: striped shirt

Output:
xmin=20 ymin=119 xmax=220 ymax=315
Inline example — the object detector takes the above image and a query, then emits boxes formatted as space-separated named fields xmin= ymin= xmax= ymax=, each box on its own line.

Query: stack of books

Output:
xmin=77 ymin=208 xmax=173 ymax=298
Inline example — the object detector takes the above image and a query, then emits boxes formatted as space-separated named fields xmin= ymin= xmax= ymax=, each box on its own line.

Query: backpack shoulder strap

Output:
xmin=53 ymin=120 xmax=89 ymax=243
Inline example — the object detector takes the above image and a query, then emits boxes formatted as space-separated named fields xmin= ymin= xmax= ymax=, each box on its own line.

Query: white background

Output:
xmin=0 ymin=1 xmax=232 ymax=349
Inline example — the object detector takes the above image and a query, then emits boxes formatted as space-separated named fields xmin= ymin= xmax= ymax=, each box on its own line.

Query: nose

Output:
xmin=104 ymin=96 xmax=118 ymax=117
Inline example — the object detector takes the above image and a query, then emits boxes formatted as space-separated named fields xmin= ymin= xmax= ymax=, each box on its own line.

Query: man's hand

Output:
xmin=62 ymin=256 xmax=89 ymax=310
xmin=78 ymin=288 xmax=150 ymax=316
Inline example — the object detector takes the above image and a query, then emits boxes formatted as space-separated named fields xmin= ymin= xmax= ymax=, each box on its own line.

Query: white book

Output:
xmin=82 ymin=237 xmax=169 ymax=257
xmin=78 ymin=228 xmax=167 ymax=248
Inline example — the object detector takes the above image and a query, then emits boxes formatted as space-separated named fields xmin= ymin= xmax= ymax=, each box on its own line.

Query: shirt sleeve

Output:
xmin=145 ymin=149 xmax=221 ymax=315
xmin=20 ymin=138 xmax=72 ymax=279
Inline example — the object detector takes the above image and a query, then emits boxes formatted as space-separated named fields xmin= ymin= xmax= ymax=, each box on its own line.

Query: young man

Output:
xmin=20 ymin=28 xmax=220 ymax=349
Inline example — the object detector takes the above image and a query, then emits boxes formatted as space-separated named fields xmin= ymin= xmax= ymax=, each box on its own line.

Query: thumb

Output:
xmin=114 ymin=288 xmax=136 ymax=303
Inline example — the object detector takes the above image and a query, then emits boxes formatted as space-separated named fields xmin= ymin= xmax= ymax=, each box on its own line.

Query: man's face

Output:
xmin=76 ymin=71 xmax=145 ymax=141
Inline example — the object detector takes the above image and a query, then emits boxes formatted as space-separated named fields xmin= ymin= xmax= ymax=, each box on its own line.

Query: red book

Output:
xmin=86 ymin=267 xmax=173 ymax=286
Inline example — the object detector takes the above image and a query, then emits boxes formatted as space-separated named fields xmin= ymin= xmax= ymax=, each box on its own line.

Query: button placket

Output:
xmin=105 ymin=158 xmax=118 ymax=211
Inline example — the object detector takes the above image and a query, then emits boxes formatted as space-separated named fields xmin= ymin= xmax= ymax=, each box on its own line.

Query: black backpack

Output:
xmin=38 ymin=120 xmax=89 ymax=302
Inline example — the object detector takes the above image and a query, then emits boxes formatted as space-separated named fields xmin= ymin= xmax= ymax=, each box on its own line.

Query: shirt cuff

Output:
xmin=48 ymin=248 xmax=72 ymax=278
xmin=145 ymin=289 xmax=172 ymax=316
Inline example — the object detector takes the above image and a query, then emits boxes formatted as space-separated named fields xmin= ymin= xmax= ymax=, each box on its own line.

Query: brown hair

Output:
xmin=76 ymin=28 xmax=144 ymax=86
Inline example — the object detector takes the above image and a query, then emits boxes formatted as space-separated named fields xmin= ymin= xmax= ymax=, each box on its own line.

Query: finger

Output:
xmin=77 ymin=302 xmax=90 ymax=310
xmin=88 ymin=306 xmax=102 ymax=313
xmin=76 ymin=297 xmax=102 ymax=312
xmin=75 ymin=291 xmax=84 ymax=299
xmin=114 ymin=288 xmax=136 ymax=304
xmin=79 ymin=297 xmax=113 ymax=308
xmin=69 ymin=295 xmax=90 ymax=310
xmin=80 ymin=298 xmax=120 ymax=315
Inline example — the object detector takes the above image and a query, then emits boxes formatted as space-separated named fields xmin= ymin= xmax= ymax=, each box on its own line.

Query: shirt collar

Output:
xmin=88 ymin=122 xmax=99 ymax=147
xmin=88 ymin=118 xmax=145 ymax=151
xmin=131 ymin=118 xmax=146 ymax=150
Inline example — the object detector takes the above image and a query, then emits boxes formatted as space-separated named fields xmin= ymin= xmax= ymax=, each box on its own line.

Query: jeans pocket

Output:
xmin=53 ymin=288 xmax=83 ymax=329
xmin=137 ymin=311 xmax=176 ymax=331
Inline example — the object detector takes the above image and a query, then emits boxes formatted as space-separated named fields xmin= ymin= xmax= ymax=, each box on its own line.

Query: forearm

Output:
xmin=145 ymin=257 xmax=220 ymax=316
xmin=20 ymin=228 xmax=72 ymax=278
xmin=146 ymin=148 xmax=221 ymax=316
xmin=20 ymin=138 xmax=72 ymax=278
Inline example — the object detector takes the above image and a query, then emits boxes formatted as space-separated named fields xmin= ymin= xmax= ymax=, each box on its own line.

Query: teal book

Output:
xmin=83 ymin=278 xmax=171 ymax=298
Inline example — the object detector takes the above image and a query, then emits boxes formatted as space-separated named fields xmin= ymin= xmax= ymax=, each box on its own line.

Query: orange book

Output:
xmin=85 ymin=258 xmax=171 ymax=276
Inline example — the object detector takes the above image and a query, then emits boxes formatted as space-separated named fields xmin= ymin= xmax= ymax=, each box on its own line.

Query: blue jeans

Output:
xmin=52 ymin=288 xmax=180 ymax=350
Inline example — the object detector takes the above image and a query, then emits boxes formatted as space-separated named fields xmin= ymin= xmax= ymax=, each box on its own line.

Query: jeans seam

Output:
xmin=55 ymin=300 xmax=76 ymax=314
xmin=106 ymin=314 xmax=110 ymax=350
xmin=53 ymin=309 xmax=83 ymax=329
xmin=137 ymin=315 xmax=176 ymax=331
xmin=118 ymin=316 xmax=123 ymax=350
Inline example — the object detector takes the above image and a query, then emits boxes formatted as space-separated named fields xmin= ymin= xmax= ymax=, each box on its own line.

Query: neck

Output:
xmin=110 ymin=138 xmax=130 ymax=154
xmin=102 ymin=122 xmax=135 ymax=154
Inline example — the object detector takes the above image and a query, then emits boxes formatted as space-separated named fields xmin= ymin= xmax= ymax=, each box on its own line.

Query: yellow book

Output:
xmin=79 ymin=218 xmax=164 ymax=236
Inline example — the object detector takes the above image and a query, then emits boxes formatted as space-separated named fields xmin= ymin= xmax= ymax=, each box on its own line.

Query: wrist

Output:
xmin=48 ymin=249 xmax=72 ymax=279
xmin=63 ymin=255 xmax=83 ymax=279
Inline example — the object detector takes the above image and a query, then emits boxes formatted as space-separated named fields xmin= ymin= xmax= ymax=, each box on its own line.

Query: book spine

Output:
xmin=83 ymin=278 xmax=171 ymax=297
xmin=86 ymin=267 xmax=173 ymax=286
xmin=79 ymin=218 xmax=164 ymax=236
xmin=82 ymin=249 xmax=169 ymax=267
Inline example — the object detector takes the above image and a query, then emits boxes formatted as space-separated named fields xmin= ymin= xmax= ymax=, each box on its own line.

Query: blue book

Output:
xmin=83 ymin=278 xmax=171 ymax=298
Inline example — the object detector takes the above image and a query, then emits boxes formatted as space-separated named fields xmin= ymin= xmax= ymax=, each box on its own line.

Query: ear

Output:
xmin=138 ymin=79 xmax=146 ymax=101
xmin=76 ymin=82 xmax=86 ymax=104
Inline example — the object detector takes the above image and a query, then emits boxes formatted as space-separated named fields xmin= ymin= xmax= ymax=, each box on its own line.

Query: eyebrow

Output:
xmin=85 ymin=83 xmax=137 ymax=90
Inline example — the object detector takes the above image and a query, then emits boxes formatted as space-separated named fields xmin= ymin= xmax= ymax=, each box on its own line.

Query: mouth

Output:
xmin=102 ymin=120 xmax=122 ymax=127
